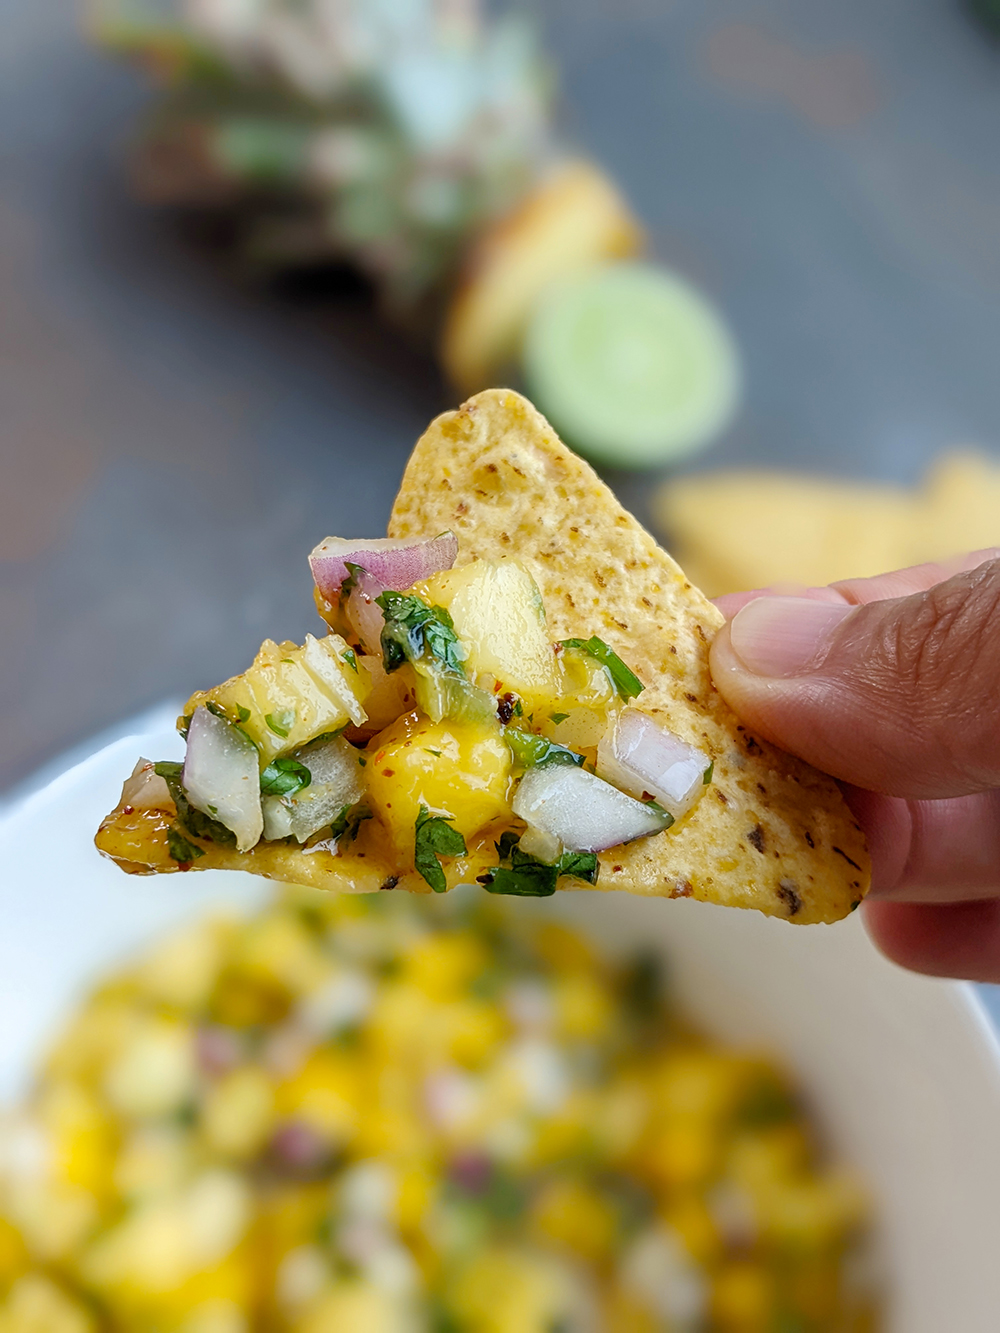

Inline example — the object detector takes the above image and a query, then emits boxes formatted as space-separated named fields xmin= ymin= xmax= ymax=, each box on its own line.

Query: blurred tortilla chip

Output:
xmin=389 ymin=389 xmax=869 ymax=924
xmin=656 ymin=450 xmax=1000 ymax=597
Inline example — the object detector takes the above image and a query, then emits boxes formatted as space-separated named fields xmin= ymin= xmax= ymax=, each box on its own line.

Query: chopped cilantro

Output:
xmin=736 ymin=1077 xmax=796 ymax=1128
xmin=207 ymin=804 xmax=218 ymax=815
xmin=202 ymin=700 xmax=258 ymax=750
xmin=358 ymin=755 xmax=366 ymax=767
xmin=495 ymin=830 xmax=520 ymax=861
xmin=560 ymin=636 xmax=644 ymax=700
xmin=414 ymin=806 xmax=467 ymax=893
xmin=424 ymin=748 xmax=443 ymax=757
xmin=557 ymin=850 xmax=601 ymax=882
xmin=505 ymin=729 xmax=585 ymax=771
xmin=341 ymin=647 xmax=359 ymax=673
xmin=703 ymin=760 xmax=714 ymax=785
xmin=265 ymin=709 xmax=295 ymax=738
xmin=304 ymin=729 xmax=344 ymax=748
xmin=620 ymin=953 xmax=664 ymax=1027
xmin=341 ymin=561 xmax=364 ymax=595
xmin=377 ymin=592 xmax=465 ymax=676
xmin=154 ymin=761 xmax=236 ymax=846
xmin=260 ymin=757 xmax=311 ymax=797
xmin=167 ymin=824 xmax=205 ymax=864
xmin=330 ymin=803 xmax=372 ymax=844
xmin=549 ymin=712 xmax=570 ymax=726
xmin=481 ymin=835 xmax=598 ymax=897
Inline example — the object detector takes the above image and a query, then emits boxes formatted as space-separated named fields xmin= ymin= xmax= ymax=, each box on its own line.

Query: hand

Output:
xmin=709 ymin=549 xmax=1000 ymax=981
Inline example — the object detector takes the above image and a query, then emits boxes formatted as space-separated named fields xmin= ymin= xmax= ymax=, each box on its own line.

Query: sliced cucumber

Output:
xmin=522 ymin=261 xmax=741 ymax=469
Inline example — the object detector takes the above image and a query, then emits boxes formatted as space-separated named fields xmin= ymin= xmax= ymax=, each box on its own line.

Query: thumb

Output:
xmin=708 ymin=558 xmax=1000 ymax=800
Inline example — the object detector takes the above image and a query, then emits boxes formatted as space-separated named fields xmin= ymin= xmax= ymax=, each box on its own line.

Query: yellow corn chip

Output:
xmin=655 ymin=471 xmax=913 ymax=597
xmin=656 ymin=450 xmax=1000 ymax=597
xmin=97 ymin=390 xmax=869 ymax=923
xmin=387 ymin=390 xmax=868 ymax=923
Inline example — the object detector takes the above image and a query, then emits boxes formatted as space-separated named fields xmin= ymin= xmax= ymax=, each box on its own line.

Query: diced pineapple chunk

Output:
xmin=445 ymin=1246 xmax=578 ymax=1333
xmin=364 ymin=711 xmax=511 ymax=852
xmin=0 ymin=1274 xmax=95 ymax=1333
xmin=420 ymin=561 xmax=560 ymax=708
xmin=183 ymin=634 xmax=370 ymax=766
xmin=295 ymin=1281 xmax=403 ymax=1333
xmin=540 ymin=643 xmax=621 ymax=749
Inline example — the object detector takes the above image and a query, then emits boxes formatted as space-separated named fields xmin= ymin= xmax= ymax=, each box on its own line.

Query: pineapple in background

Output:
xmin=90 ymin=0 xmax=642 ymax=383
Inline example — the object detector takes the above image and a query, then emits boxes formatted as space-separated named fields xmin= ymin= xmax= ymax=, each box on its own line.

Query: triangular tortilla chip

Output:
xmin=97 ymin=389 xmax=868 ymax=923
xmin=388 ymin=390 xmax=869 ymax=923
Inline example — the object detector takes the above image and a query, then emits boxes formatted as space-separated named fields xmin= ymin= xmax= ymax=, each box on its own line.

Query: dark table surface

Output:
xmin=3 ymin=0 xmax=1000 ymax=792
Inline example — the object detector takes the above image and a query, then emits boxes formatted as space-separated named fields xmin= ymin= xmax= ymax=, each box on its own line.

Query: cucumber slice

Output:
xmin=522 ymin=261 xmax=741 ymax=469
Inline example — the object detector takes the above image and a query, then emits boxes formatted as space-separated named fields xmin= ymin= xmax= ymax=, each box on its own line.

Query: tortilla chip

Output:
xmin=97 ymin=389 xmax=869 ymax=923
xmin=655 ymin=449 xmax=1000 ymax=597
xmin=655 ymin=471 xmax=913 ymax=597
xmin=388 ymin=389 xmax=869 ymax=924
xmin=911 ymin=450 xmax=1000 ymax=566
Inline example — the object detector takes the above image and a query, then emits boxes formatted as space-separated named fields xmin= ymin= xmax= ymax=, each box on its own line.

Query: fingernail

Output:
xmin=728 ymin=597 xmax=853 ymax=678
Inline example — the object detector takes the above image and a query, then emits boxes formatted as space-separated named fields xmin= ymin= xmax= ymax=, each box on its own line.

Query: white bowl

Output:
xmin=2 ymin=710 xmax=999 ymax=1331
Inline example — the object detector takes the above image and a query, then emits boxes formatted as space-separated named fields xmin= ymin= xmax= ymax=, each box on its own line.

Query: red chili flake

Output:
xmin=121 ymin=804 xmax=134 ymax=815
xmin=382 ymin=769 xmax=395 ymax=777
xmin=497 ymin=693 xmax=517 ymax=725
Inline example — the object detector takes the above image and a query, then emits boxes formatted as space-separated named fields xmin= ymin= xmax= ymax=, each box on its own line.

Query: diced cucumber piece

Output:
xmin=261 ymin=736 xmax=364 ymax=843
xmin=522 ymin=261 xmax=741 ymax=468
xmin=410 ymin=661 xmax=496 ymax=727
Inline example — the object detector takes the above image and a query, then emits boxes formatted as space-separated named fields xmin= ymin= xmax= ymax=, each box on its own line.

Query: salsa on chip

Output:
xmin=96 ymin=391 xmax=869 ymax=924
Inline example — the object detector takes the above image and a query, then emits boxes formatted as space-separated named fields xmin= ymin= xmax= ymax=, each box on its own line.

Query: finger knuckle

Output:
xmin=876 ymin=562 xmax=1000 ymax=780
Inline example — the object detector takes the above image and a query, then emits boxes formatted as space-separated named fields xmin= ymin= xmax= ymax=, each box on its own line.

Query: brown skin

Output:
xmin=709 ymin=548 xmax=1000 ymax=982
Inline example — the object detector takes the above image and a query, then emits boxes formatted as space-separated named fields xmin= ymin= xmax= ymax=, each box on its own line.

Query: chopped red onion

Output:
xmin=119 ymin=758 xmax=172 ymax=811
xmin=183 ymin=705 xmax=263 ymax=851
xmin=597 ymin=709 xmax=710 ymax=821
xmin=448 ymin=1152 xmax=493 ymax=1195
xmin=269 ymin=1121 xmax=331 ymax=1175
xmin=308 ymin=533 xmax=458 ymax=603
xmin=196 ymin=1025 xmax=244 ymax=1076
xmin=343 ymin=567 xmax=387 ymax=654
xmin=512 ymin=765 xmax=671 ymax=853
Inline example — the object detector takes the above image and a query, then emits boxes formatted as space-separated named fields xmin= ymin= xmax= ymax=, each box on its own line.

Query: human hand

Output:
xmin=709 ymin=550 xmax=1000 ymax=981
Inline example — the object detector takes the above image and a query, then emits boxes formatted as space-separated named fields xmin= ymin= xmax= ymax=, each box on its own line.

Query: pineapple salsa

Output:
xmin=0 ymin=889 xmax=876 ymax=1332
xmin=103 ymin=536 xmax=714 ymax=897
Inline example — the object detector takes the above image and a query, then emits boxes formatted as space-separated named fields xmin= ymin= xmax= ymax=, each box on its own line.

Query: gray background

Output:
xmin=3 ymin=0 xmax=1000 ymax=791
